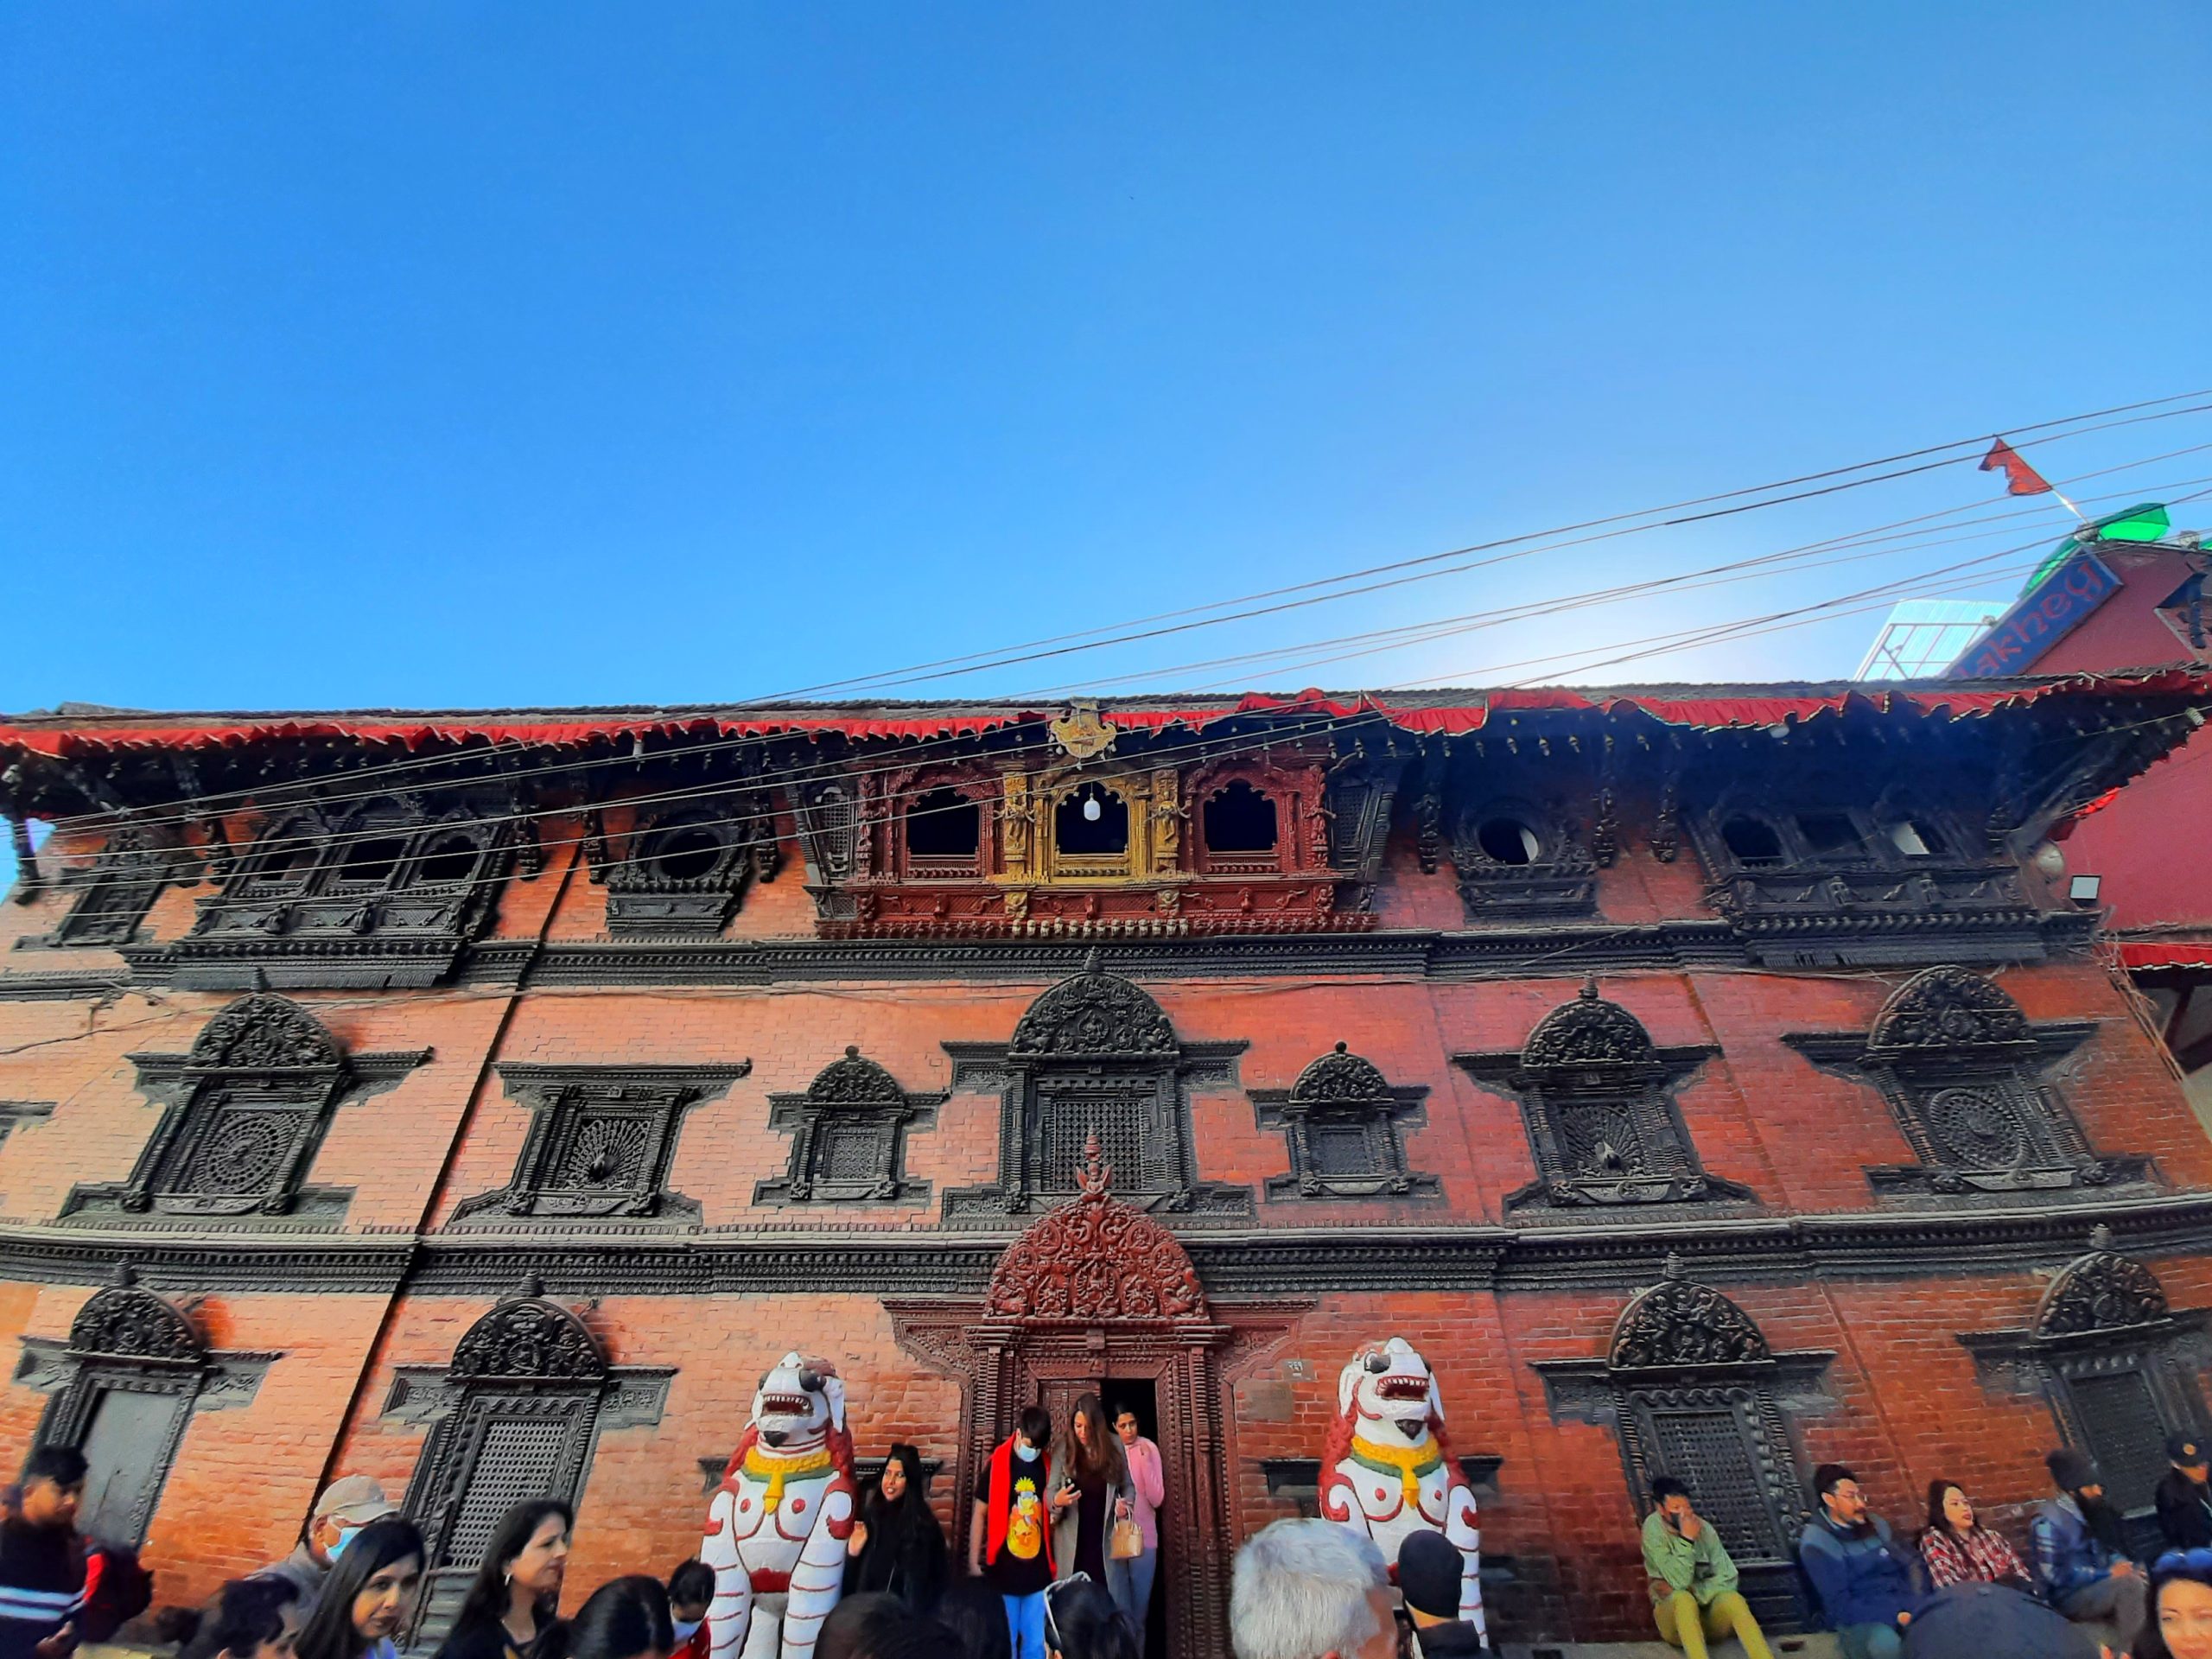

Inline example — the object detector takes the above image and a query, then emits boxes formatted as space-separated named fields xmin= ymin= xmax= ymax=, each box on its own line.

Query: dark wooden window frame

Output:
xmin=756 ymin=1047 xmax=944 ymax=1206
xmin=595 ymin=797 xmax=779 ymax=939
xmin=1251 ymin=1043 xmax=1437 ymax=1200
xmin=1458 ymin=980 xmax=1753 ymax=1211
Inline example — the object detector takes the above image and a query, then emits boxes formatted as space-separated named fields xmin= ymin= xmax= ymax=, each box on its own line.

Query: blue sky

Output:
xmin=3 ymin=4 xmax=2209 ymax=883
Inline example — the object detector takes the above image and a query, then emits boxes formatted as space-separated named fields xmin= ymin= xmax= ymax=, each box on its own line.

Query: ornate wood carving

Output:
xmin=450 ymin=1283 xmax=609 ymax=1381
xmin=942 ymin=954 xmax=1251 ymax=1224
xmin=1610 ymin=1264 xmax=1773 ymax=1370
xmin=1459 ymin=982 xmax=1751 ymax=1211
xmin=602 ymin=797 xmax=776 ymax=939
xmin=68 ymin=1268 xmax=205 ymax=1362
xmin=981 ymin=1135 xmax=1209 ymax=1320
xmin=1785 ymin=966 xmax=2138 ymax=1198
xmin=757 ymin=1048 xmax=943 ymax=1205
xmin=37 ymin=821 xmax=176 ymax=948
xmin=62 ymin=995 xmax=428 ymax=1228
xmin=1251 ymin=1043 xmax=1436 ymax=1200
xmin=2037 ymin=1234 xmax=2171 ymax=1338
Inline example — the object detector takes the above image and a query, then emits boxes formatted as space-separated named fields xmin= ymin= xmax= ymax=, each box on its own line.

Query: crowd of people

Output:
xmin=7 ymin=1414 xmax=2212 ymax=1659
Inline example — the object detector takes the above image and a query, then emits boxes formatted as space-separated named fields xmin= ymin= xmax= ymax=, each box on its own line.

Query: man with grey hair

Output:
xmin=1230 ymin=1518 xmax=1400 ymax=1659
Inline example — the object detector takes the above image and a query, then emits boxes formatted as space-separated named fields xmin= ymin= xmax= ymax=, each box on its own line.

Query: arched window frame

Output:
xmin=596 ymin=795 xmax=776 ymax=939
xmin=757 ymin=1047 xmax=944 ymax=1205
xmin=1448 ymin=795 xmax=1598 ymax=921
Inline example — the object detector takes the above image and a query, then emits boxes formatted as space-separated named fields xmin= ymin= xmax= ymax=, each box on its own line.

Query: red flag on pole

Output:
xmin=1981 ymin=437 xmax=2053 ymax=496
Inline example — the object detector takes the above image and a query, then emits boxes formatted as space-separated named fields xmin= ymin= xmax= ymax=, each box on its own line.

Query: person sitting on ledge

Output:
xmin=1641 ymin=1475 xmax=1772 ymax=1659
xmin=1798 ymin=1464 xmax=1918 ymax=1659
xmin=2031 ymin=1448 xmax=2146 ymax=1653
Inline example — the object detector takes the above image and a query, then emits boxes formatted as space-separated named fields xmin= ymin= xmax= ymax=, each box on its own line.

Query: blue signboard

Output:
xmin=1948 ymin=548 xmax=2122 ymax=679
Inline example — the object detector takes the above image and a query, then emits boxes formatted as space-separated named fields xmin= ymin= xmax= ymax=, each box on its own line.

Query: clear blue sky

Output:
xmin=3 ymin=3 xmax=2208 ymax=737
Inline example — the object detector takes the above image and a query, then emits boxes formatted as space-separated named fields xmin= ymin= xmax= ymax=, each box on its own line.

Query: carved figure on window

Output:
xmin=1010 ymin=963 xmax=1176 ymax=1057
xmin=1319 ymin=1338 xmax=1484 ymax=1643
xmin=702 ymin=1353 xmax=858 ymax=1659
xmin=1459 ymin=981 xmax=1751 ymax=1210
xmin=2037 ymin=1236 xmax=2171 ymax=1338
xmin=1610 ymin=1268 xmax=1772 ymax=1370
xmin=68 ymin=1270 xmax=205 ymax=1363
xmin=451 ymin=1291 xmax=609 ymax=1382
xmin=603 ymin=801 xmax=773 ymax=939
xmin=982 ymin=1133 xmax=1208 ymax=1319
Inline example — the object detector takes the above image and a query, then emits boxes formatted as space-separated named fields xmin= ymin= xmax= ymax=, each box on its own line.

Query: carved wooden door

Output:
xmin=78 ymin=1387 xmax=188 ymax=1546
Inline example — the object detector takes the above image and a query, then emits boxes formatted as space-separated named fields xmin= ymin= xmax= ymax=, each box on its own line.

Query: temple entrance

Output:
xmin=889 ymin=1138 xmax=1295 ymax=1659
xmin=1099 ymin=1379 xmax=1167 ymax=1659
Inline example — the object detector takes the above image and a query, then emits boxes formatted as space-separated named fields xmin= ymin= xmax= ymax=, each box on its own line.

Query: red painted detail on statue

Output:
xmin=747 ymin=1570 xmax=791 ymax=1594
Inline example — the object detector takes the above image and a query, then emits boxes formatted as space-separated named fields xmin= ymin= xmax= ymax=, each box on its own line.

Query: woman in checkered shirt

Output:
xmin=1919 ymin=1480 xmax=2037 ymax=1592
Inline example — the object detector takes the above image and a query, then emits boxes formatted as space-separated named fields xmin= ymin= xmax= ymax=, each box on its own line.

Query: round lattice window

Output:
xmin=556 ymin=1117 xmax=646 ymax=1187
xmin=1923 ymin=1086 xmax=2027 ymax=1169
xmin=194 ymin=1114 xmax=295 ymax=1193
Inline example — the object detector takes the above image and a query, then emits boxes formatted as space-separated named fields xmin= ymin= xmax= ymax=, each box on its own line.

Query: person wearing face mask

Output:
xmin=436 ymin=1500 xmax=573 ymax=1659
xmin=844 ymin=1445 xmax=948 ymax=1613
xmin=290 ymin=1516 xmax=426 ymax=1659
xmin=254 ymin=1478 xmax=401 ymax=1620
xmin=662 ymin=1561 xmax=713 ymax=1659
xmin=971 ymin=1407 xmax=1056 ymax=1659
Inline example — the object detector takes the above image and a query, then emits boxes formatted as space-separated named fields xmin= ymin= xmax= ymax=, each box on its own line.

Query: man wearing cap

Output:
xmin=2159 ymin=1433 xmax=2212 ymax=1552
xmin=252 ymin=1476 xmax=399 ymax=1616
xmin=1394 ymin=1532 xmax=1485 ymax=1657
xmin=2030 ymin=1447 xmax=2145 ymax=1651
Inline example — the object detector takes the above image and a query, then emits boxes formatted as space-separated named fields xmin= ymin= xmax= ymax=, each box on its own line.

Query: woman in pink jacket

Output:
xmin=1109 ymin=1406 xmax=1166 ymax=1656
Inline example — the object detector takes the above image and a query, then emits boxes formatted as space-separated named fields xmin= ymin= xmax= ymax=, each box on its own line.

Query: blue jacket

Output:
xmin=1799 ymin=1513 xmax=1917 ymax=1630
xmin=2030 ymin=1496 xmax=2127 ymax=1601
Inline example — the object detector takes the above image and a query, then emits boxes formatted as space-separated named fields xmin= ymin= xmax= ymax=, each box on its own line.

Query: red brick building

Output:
xmin=2 ymin=677 xmax=2210 ymax=1652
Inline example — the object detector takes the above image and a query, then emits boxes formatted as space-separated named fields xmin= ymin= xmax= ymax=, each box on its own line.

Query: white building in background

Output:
xmin=1854 ymin=598 xmax=2009 ymax=680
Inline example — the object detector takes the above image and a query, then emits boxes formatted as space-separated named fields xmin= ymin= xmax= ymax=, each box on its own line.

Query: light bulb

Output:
xmin=1083 ymin=794 xmax=1102 ymax=822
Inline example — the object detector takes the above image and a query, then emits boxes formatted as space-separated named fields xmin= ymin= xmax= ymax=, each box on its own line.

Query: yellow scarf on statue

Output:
xmin=1348 ymin=1433 xmax=1443 ymax=1505
xmin=741 ymin=1444 xmax=832 ymax=1510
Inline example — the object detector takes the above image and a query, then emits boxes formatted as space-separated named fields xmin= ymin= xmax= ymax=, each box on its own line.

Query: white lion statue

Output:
xmin=702 ymin=1353 xmax=859 ymax=1659
xmin=1319 ymin=1337 xmax=1485 ymax=1642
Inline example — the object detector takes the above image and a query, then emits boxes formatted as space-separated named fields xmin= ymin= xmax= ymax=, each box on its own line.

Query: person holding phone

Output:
xmin=1047 ymin=1395 xmax=1127 ymax=1587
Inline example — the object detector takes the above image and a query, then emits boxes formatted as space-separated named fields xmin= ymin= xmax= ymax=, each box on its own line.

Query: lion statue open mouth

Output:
xmin=702 ymin=1353 xmax=858 ymax=1659
xmin=1319 ymin=1337 xmax=1486 ymax=1643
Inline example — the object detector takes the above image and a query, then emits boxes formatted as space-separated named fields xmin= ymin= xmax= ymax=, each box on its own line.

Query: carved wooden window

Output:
xmin=1785 ymin=966 xmax=2141 ymax=1198
xmin=401 ymin=1290 xmax=607 ymax=1646
xmin=42 ymin=823 xmax=174 ymax=947
xmin=1450 ymin=798 xmax=1596 ymax=920
xmin=756 ymin=1047 xmax=944 ymax=1205
xmin=20 ymin=1268 xmax=273 ymax=1548
xmin=1458 ymin=982 xmax=1751 ymax=1211
xmin=1535 ymin=1268 xmax=1827 ymax=1633
xmin=1961 ymin=1235 xmax=2210 ymax=1545
xmin=905 ymin=788 xmax=983 ymax=876
xmin=451 ymin=1063 xmax=749 ymax=1227
xmin=1252 ymin=1043 xmax=1435 ymax=1200
xmin=1055 ymin=784 xmax=1130 ymax=858
xmin=940 ymin=956 xmax=1250 ymax=1224
xmin=61 ymin=994 xmax=428 ymax=1227
xmin=599 ymin=798 xmax=775 ymax=939
xmin=182 ymin=796 xmax=514 ymax=987
xmin=1198 ymin=780 xmax=1281 ymax=876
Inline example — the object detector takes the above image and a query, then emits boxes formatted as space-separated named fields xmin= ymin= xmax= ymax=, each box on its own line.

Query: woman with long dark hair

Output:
xmin=436 ymin=1500 xmax=574 ymax=1659
xmin=843 ymin=1444 xmax=949 ymax=1612
xmin=2137 ymin=1548 xmax=2212 ymax=1658
xmin=554 ymin=1578 xmax=674 ymax=1659
xmin=1918 ymin=1479 xmax=2033 ymax=1592
xmin=1046 ymin=1395 xmax=1128 ymax=1586
xmin=293 ymin=1517 xmax=427 ymax=1659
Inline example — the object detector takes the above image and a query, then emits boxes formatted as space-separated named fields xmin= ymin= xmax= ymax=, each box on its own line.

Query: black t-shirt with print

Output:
xmin=976 ymin=1446 xmax=1053 ymax=1596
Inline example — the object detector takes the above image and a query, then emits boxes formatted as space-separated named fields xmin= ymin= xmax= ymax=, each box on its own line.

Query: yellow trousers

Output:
xmin=1653 ymin=1589 xmax=1774 ymax=1659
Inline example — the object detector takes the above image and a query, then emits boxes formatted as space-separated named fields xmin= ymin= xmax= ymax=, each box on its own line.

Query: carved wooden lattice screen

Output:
xmin=1041 ymin=1097 xmax=1148 ymax=1192
xmin=2069 ymin=1370 xmax=2170 ymax=1516
xmin=1641 ymin=1403 xmax=1788 ymax=1563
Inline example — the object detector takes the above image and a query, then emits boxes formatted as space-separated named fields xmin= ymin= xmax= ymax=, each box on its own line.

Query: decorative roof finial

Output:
xmin=514 ymin=1272 xmax=545 ymax=1300
xmin=1077 ymin=1126 xmax=1114 ymax=1197
xmin=1334 ymin=1040 xmax=1349 ymax=1054
xmin=1662 ymin=1250 xmax=1686 ymax=1281
xmin=844 ymin=1045 xmax=861 ymax=1059
xmin=109 ymin=1259 xmax=138 ymax=1289
xmin=2090 ymin=1223 xmax=2114 ymax=1253
xmin=1080 ymin=945 xmax=1104 ymax=976
xmin=1580 ymin=976 xmax=1600 ymax=1001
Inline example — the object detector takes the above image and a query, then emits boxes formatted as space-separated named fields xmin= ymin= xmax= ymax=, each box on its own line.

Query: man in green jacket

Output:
xmin=1641 ymin=1477 xmax=1774 ymax=1659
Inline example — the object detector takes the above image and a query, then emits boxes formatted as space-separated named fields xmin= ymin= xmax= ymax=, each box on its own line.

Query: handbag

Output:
xmin=1110 ymin=1513 xmax=1144 ymax=1560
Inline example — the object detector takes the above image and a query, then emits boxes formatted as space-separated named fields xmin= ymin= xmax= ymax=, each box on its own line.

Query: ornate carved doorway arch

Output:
xmin=890 ymin=1141 xmax=1294 ymax=1659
